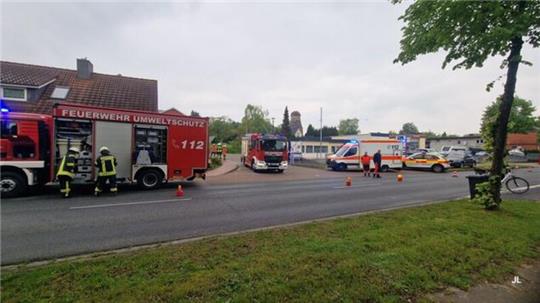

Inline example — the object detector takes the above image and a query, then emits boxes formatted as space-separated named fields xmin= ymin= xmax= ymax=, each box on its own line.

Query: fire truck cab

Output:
xmin=241 ymin=133 xmax=288 ymax=172
xmin=0 ymin=104 xmax=209 ymax=198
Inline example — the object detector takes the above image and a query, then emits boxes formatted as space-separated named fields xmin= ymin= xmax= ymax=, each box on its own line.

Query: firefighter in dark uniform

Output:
xmin=94 ymin=146 xmax=118 ymax=196
xmin=56 ymin=147 xmax=80 ymax=198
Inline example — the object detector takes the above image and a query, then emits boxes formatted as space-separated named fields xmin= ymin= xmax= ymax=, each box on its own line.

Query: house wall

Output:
xmin=290 ymin=140 xmax=345 ymax=159
xmin=428 ymin=137 xmax=484 ymax=151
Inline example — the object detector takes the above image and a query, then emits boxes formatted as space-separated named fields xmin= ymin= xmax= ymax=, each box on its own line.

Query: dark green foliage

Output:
xmin=400 ymin=122 xmax=419 ymax=135
xmin=338 ymin=118 xmax=359 ymax=135
xmin=281 ymin=106 xmax=292 ymax=139
xmin=480 ymin=96 xmax=538 ymax=151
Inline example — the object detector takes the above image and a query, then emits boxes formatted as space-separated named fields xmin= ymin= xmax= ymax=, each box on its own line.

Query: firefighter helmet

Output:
xmin=99 ymin=146 xmax=110 ymax=153
xmin=68 ymin=147 xmax=80 ymax=154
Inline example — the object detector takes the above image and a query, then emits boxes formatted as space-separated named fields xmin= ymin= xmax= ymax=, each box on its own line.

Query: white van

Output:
xmin=440 ymin=146 xmax=467 ymax=156
xmin=326 ymin=139 xmax=403 ymax=172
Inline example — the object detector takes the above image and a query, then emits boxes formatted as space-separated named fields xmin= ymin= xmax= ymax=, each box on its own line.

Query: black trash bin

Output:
xmin=466 ymin=175 xmax=490 ymax=199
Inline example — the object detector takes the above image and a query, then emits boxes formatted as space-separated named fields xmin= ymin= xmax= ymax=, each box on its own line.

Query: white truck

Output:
xmin=326 ymin=139 xmax=403 ymax=172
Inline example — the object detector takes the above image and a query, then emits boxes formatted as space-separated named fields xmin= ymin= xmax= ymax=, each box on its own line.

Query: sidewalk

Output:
xmin=428 ymin=259 xmax=540 ymax=303
xmin=206 ymin=159 xmax=239 ymax=177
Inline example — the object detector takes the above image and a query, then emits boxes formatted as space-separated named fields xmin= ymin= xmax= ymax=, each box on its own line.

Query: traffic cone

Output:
xmin=176 ymin=185 xmax=184 ymax=197
xmin=397 ymin=174 xmax=403 ymax=182
xmin=452 ymin=171 xmax=458 ymax=178
xmin=345 ymin=177 xmax=352 ymax=187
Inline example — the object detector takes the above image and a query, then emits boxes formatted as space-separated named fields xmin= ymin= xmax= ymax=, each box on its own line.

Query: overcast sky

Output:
xmin=1 ymin=1 xmax=539 ymax=135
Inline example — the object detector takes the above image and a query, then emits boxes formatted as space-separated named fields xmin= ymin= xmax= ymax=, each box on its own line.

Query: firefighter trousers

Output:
xmin=58 ymin=175 xmax=73 ymax=198
xmin=95 ymin=175 xmax=117 ymax=195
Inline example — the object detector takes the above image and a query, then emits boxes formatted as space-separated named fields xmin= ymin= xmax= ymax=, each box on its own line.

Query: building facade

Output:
xmin=0 ymin=59 xmax=158 ymax=114
xmin=290 ymin=136 xmax=348 ymax=159
xmin=427 ymin=135 xmax=484 ymax=151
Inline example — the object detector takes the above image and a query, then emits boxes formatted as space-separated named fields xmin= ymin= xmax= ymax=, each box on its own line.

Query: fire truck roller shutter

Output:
xmin=94 ymin=121 xmax=132 ymax=180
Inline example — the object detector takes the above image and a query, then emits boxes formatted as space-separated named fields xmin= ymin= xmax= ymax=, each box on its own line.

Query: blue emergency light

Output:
xmin=1 ymin=108 xmax=9 ymax=113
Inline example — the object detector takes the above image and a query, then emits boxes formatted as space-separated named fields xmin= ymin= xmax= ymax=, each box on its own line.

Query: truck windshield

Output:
xmin=262 ymin=140 xmax=287 ymax=151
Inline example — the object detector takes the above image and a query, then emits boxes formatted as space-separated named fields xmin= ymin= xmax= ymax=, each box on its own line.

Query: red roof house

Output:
xmin=0 ymin=58 xmax=158 ymax=114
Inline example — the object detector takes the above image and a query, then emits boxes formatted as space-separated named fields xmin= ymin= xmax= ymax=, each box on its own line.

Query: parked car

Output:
xmin=403 ymin=152 xmax=450 ymax=173
xmin=449 ymin=152 xmax=477 ymax=168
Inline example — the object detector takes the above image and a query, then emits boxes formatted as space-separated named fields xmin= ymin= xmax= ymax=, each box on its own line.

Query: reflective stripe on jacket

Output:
xmin=95 ymin=155 xmax=117 ymax=177
xmin=57 ymin=154 xmax=77 ymax=178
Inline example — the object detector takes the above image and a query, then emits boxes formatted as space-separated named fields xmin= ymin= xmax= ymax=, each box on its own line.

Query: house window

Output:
xmin=306 ymin=145 xmax=313 ymax=153
xmin=1 ymin=87 xmax=27 ymax=101
xmin=321 ymin=146 xmax=328 ymax=153
xmin=51 ymin=86 xmax=70 ymax=99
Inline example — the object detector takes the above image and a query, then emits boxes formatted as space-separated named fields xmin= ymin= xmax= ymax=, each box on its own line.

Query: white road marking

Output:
xmin=503 ymin=183 xmax=540 ymax=194
xmin=70 ymin=198 xmax=192 ymax=210
xmin=332 ymin=183 xmax=383 ymax=189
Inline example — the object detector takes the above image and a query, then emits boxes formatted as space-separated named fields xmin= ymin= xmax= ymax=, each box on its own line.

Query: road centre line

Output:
xmin=332 ymin=183 xmax=383 ymax=189
xmin=70 ymin=198 xmax=192 ymax=210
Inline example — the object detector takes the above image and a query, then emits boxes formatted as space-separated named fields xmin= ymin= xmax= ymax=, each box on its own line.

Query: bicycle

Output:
xmin=474 ymin=168 xmax=530 ymax=194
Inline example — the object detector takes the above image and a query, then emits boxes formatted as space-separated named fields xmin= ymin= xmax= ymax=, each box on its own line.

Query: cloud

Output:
xmin=1 ymin=1 xmax=538 ymax=135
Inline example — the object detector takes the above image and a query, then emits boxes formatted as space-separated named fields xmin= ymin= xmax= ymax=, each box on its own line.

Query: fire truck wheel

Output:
xmin=136 ymin=169 xmax=163 ymax=190
xmin=1 ymin=171 xmax=27 ymax=198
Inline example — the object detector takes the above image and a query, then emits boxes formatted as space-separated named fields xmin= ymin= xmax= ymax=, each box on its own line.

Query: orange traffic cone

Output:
xmin=176 ymin=185 xmax=184 ymax=197
xmin=452 ymin=171 xmax=458 ymax=178
xmin=397 ymin=174 xmax=403 ymax=182
xmin=345 ymin=177 xmax=352 ymax=187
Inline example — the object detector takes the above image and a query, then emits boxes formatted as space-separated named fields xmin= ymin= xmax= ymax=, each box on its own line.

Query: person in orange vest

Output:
xmin=211 ymin=144 xmax=217 ymax=158
xmin=222 ymin=144 xmax=228 ymax=160
xmin=360 ymin=152 xmax=371 ymax=177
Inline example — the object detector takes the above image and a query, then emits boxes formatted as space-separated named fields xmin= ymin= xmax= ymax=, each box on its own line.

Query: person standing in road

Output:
xmin=222 ymin=143 xmax=228 ymax=160
xmin=373 ymin=149 xmax=382 ymax=178
xmin=217 ymin=142 xmax=223 ymax=159
xmin=56 ymin=147 xmax=80 ymax=198
xmin=94 ymin=146 xmax=118 ymax=196
xmin=361 ymin=152 xmax=371 ymax=177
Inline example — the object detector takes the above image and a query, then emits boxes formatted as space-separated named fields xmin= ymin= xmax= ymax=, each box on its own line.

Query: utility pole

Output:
xmin=271 ymin=117 xmax=275 ymax=133
xmin=319 ymin=107 xmax=322 ymax=159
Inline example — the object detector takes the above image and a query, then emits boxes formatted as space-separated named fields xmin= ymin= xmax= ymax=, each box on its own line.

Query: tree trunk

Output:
xmin=489 ymin=36 xmax=523 ymax=208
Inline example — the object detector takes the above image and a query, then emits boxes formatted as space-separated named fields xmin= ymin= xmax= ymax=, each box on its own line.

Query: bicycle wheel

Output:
xmin=505 ymin=176 xmax=529 ymax=194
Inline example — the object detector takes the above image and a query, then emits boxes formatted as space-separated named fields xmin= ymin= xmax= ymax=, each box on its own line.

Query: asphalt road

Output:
xmin=2 ymin=166 xmax=539 ymax=265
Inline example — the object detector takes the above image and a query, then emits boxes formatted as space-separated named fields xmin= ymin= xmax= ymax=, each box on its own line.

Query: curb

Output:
xmin=206 ymin=161 xmax=239 ymax=177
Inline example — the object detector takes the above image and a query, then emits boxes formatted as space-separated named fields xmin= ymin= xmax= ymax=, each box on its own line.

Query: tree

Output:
xmin=393 ymin=1 xmax=540 ymax=209
xmin=241 ymin=104 xmax=273 ymax=134
xmin=281 ymin=106 xmax=292 ymax=139
xmin=321 ymin=126 xmax=339 ymax=137
xmin=305 ymin=124 xmax=317 ymax=137
xmin=481 ymin=96 xmax=538 ymax=151
xmin=338 ymin=118 xmax=359 ymax=135
xmin=399 ymin=122 xmax=419 ymax=135
xmin=190 ymin=110 xmax=201 ymax=117
xmin=209 ymin=116 xmax=241 ymax=143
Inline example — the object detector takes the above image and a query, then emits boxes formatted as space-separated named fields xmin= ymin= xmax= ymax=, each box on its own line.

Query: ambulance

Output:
xmin=326 ymin=139 xmax=403 ymax=172
xmin=0 ymin=103 xmax=209 ymax=197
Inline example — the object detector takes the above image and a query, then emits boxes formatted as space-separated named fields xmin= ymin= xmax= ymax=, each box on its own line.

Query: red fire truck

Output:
xmin=241 ymin=133 xmax=288 ymax=172
xmin=0 ymin=103 xmax=208 ymax=197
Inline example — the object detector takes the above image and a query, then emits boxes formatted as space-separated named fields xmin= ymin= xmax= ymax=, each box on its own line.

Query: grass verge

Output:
xmin=2 ymin=200 xmax=540 ymax=302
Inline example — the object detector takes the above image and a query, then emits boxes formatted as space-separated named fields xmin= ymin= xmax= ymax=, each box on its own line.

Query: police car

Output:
xmin=403 ymin=152 xmax=450 ymax=173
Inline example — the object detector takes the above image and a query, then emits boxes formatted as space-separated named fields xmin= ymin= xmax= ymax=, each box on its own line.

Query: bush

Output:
xmin=209 ymin=157 xmax=222 ymax=169
xmin=471 ymin=175 xmax=501 ymax=210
